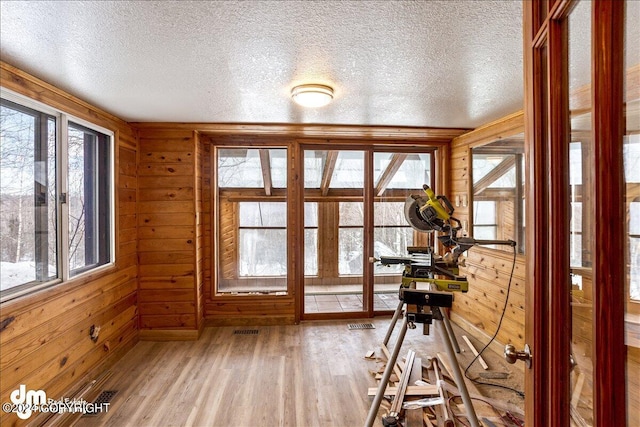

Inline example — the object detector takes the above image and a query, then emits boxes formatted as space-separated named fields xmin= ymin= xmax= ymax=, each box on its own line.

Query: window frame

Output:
xmin=0 ymin=88 xmax=115 ymax=302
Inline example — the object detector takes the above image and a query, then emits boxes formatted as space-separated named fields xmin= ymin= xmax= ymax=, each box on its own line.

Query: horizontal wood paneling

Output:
xmin=138 ymin=187 xmax=195 ymax=202
xmin=205 ymin=298 xmax=296 ymax=326
xmin=139 ymin=277 xmax=194 ymax=290
xmin=138 ymin=226 xmax=195 ymax=239
xmin=136 ymin=130 xmax=201 ymax=335
xmin=0 ymin=61 xmax=138 ymax=427
xmin=449 ymin=111 xmax=526 ymax=349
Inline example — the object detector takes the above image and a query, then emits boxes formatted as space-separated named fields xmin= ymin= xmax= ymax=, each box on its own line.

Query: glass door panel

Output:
xmin=303 ymin=149 xmax=365 ymax=314
xmin=372 ymin=152 xmax=432 ymax=311
xmin=568 ymin=3 xmax=593 ymax=424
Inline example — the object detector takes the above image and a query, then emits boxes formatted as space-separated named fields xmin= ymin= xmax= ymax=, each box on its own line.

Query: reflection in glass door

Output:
xmin=624 ymin=1 xmax=640 ymax=425
xmin=568 ymin=3 xmax=594 ymax=424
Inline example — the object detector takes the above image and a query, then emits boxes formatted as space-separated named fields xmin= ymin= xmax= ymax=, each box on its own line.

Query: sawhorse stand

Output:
xmin=364 ymin=288 xmax=480 ymax=427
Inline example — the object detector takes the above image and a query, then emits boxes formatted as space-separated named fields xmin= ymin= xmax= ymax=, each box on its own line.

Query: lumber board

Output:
xmin=367 ymin=385 xmax=439 ymax=397
xmin=389 ymin=350 xmax=415 ymax=414
xmin=381 ymin=343 xmax=404 ymax=380
xmin=404 ymin=357 xmax=424 ymax=427
xmin=462 ymin=335 xmax=489 ymax=369
xmin=571 ymin=372 xmax=586 ymax=408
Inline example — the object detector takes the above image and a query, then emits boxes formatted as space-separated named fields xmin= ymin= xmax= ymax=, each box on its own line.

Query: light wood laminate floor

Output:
xmin=74 ymin=318 xmax=521 ymax=427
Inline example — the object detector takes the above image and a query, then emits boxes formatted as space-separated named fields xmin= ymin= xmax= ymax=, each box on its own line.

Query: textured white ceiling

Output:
xmin=0 ymin=0 xmax=523 ymax=129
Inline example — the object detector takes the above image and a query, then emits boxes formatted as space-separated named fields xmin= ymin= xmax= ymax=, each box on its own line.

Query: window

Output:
xmin=471 ymin=136 xmax=525 ymax=252
xmin=338 ymin=201 xmax=364 ymax=275
xmin=216 ymin=147 xmax=288 ymax=293
xmin=472 ymin=200 xmax=497 ymax=240
xmin=238 ymin=202 xmax=287 ymax=276
xmin=67 ymin=122 xmax=111 ymax=276
xmin=569 ymin=141 xmax=586 ymax=267
xmin=0 ymin=93 xmax=113 ymax=299
xmin=304 ymin=202 xmax=318 ymax=276
xmin=626 ymin=138 xmax=640 ymax=301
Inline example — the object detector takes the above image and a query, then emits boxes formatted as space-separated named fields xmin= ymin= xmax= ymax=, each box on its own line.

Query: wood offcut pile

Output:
xmin=365 ymin=343 xmax=525 ymax=427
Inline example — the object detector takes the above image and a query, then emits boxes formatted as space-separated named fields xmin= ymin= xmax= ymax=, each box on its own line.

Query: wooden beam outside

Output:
xmin=375 ymin=153 xmax=407 ymax=196
xmin=320 ymin=151 xmax=338 ymax=196
xmin=259 ymin=149 xmax=272 ymax=196
xmin=473 ymin=156 xmax=517 ymax=196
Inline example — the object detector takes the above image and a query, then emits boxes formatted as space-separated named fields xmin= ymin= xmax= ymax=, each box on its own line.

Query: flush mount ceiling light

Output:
xmin=291 ymin=84 xmax=334 ymax=108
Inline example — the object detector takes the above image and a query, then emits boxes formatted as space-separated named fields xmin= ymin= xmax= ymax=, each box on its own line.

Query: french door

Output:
xmin=299 ymin=145 xmax=436 ymax=318
xmin=524 ymin=1 xmax=636 ymax=425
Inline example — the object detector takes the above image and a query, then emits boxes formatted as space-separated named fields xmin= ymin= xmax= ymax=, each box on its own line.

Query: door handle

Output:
xmin=504 ymin=344 xmax=532 ymax=368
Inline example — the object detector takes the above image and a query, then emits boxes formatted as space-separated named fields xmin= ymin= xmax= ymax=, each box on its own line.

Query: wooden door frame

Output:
xmin=523 ymin=1 xmax=627 ymax=426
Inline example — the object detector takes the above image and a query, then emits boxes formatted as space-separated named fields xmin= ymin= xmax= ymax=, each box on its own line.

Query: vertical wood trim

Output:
xmin=592 ymin=2 xmax=626 ymax=425
xmin=466 ymin=145 xmax=474 ymax=235
xmin=547 ymin=17 xmax=571 ymax=427
xmin=524 ymin=2 xmax=549 ymax=426
xmin=363 ymin=150 xmax=374 ymax=315
xmin=210 ymin=146 xmax=218 ymax=297
xmin=135 ymin=130 xmax=141 ymax=332
xmin=437 ymin=145 xmax=449 ymax=254
xmin=290 ymin=141 xmax=304 ymax=323
xmin=193 ymin=131 xmax=202 ymax=331
xmin=514 ymin=153 xmax=524 ymax=252
xmin=439 ymin=143 xmax=450 ymax=196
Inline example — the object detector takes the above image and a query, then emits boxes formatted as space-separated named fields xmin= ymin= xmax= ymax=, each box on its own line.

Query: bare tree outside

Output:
xmin=0 ymin=102 xmax=57 ymax=291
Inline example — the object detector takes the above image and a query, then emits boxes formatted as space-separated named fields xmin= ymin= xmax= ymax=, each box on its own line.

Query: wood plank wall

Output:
xmin=0 ymin=62 xmax=139 ymax=427
xmin=136 ymin=129 xmax=203 ymax=339
xmin=448 ymin=111 xmax=527 ymax=351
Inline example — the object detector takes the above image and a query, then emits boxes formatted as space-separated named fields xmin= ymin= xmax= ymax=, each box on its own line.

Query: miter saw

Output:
xmin=372 ymin=184 xmax=516 ymax=292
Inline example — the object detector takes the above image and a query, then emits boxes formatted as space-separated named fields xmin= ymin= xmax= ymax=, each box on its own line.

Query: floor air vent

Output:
xmin=81 ymin=390 xmax=118 ymax=417
xmin=234 ymin=329 xmax=259 ymax=335
xmin=348 ymin=323 xmax=375 ymax=330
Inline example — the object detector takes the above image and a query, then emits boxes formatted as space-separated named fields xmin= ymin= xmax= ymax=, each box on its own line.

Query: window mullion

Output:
xmin=59 ymin=114 xmax=70 ymax=281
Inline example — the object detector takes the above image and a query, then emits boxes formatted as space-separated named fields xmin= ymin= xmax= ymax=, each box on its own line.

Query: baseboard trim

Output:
xmin=204 ymin=315 xmax=295 ymax=327
xmin=139 ymin=329 xmax=201 ymax=341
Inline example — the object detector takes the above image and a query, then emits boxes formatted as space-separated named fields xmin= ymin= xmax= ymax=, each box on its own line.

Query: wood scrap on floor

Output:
xmin=431 ymin=358 xmax=454 ymax=427
xmin=366 ymin=349 xmax=440 ymax=426
xmin=478 ymin=371 xmax=510 ymax=380
xmin=381 ymin=343 xmax=404 ymax=380
xmin=462 ymin=335 xmax=489 ymax=370
xmin=366 ymin=339 xmax=525 ymax=426
xmin=367 ymin=385 xmax=438 ymax=397
xmin=404 ymin=357 xmax=425 ymax=427
xmin=381 ymin=350 xmax=416 ymax=426
xmin=571 ymin=371 xmax=585 ymax=409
